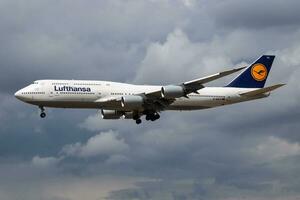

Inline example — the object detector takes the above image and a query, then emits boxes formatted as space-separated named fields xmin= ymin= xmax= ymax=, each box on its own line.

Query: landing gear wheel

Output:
xmin=40 ymin=112 xmax=46 ymax=118
xmin=145 ymin=115 xmax=151 ymax=121
xmin=146 ymin=113 xmax=160 ymax=121
xmin=136 ymin=118 xmax=142 ymax=124
xmin=150 ymin=113 xmax=160 ymax=121
xmin=39 ymin=106 xmax=46 ymax=118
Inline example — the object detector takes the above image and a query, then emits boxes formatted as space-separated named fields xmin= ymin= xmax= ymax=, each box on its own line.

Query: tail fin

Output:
xmin=226 ymin=55 xmax=275 ymax=88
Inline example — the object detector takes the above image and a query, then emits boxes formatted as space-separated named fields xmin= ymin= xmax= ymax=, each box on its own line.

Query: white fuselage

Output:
xmin=15 ymin=80 xmax=267 ymax=111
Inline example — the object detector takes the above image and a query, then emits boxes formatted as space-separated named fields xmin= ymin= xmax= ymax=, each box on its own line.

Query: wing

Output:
xmin=95 ymin=95 xmax=122 ymax=107
xmin=183 ymin=67 xmax=246 ymax=91
xmin=145 ymin=66 xmax=246 ymax=98
xmin=95 ymin=67 xmax=245 ymax=110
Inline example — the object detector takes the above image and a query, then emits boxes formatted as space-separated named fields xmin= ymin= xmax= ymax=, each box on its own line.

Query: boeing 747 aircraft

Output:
xmin=15 ymin=55 xmax=284 ymax=124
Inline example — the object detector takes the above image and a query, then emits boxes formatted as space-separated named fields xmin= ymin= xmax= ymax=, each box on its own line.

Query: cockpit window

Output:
xmin=33 ymin=81 xmax=39 ymax=84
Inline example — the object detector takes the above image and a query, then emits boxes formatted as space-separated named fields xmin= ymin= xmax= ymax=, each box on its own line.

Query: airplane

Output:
xmin=14 ymin=55 xmax=284 ymax=124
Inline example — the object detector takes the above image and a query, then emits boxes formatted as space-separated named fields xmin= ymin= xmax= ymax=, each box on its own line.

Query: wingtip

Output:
xmin=269 ymin=83 xmax=286 ymax=90
xmin=277 ymin=83 xmax=286 ymax=87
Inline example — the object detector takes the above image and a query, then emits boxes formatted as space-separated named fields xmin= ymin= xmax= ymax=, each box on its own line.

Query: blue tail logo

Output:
xmin=226 ymin=55 xmax=275 ymax=88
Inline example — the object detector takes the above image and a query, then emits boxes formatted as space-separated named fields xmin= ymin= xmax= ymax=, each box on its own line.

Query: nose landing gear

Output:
xmin=40 ymin=112 xmax=46 ymax=118
xmin=39 ymin=106 xmax=46 ymax=118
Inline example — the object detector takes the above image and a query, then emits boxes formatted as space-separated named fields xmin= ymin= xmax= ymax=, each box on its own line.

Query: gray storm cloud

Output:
xmin=1 ymin=0 xmax=300 ymax=199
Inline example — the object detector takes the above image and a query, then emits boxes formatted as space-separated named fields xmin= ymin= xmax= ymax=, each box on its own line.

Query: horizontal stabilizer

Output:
xmin=239 ymin=84 xmax=285 ymax=97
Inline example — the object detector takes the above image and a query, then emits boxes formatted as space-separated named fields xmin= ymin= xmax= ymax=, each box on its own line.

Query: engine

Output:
xmin=121 ymin=96 xmax=144 ymax=109
xmin=161 ymin=85 xmax=185 ymax=98
xmin=122 ymin=111 xmax=134 ymax=119
xmin=101 ymin=109 xmax=123 ymax=119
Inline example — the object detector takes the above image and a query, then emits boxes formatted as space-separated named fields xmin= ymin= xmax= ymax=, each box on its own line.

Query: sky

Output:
xmin=0 ymin=0 xmax=300 ymax=199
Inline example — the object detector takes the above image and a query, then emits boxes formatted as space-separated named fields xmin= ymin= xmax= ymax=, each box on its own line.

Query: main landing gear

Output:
xmin=133 ymin=112 xmax=160 ymax=124
xmin=145 ymin=113 xmax=160 ymax=121
xmin=39 ymin=106 xmax=46 ymax=118
xmin=132 ymin=112 xmax=160 ymax=125
xmin=132 ymin=113 xmax=142 ymax=125
xmin=136 ymin=118 xmax=142 ymax=124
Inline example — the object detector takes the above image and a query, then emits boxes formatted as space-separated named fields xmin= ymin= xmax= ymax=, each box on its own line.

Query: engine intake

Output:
xmin=161 ymin=85 xmax=185 ymax=99
xmin=121 ymin=96 xmax=144 ymax=109
xmin=101 ymin=109 xmax=122 ymax=119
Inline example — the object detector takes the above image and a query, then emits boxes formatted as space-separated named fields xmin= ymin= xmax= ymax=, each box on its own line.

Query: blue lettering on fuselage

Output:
xmin=54 ymin=86 xmax=91 ymax=92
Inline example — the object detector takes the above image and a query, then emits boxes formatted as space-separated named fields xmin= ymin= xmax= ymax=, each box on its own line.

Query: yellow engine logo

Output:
xmin=251 ymin=63 xmax=268 ymax=81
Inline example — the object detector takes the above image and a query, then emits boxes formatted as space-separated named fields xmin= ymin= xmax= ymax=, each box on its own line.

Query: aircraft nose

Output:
xmin=14 ymin=90 xmax=22 ymax=100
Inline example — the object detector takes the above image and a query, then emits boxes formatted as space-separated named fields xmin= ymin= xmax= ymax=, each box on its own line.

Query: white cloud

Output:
xmin=181 ymin=0 xmax=196 ymax=7
xmin=133 ymin=28 xmax=281 ymax=86
xmin=254 ymin=136 xmax=300 ymax=160
xmin=134 ymin=29 xmax=234 ymax=85
xmin=32 ymin=156 xmax=62 ymax=168
xmin=105 ymin=154 xmax=130 ymax=165
xmin=62 ymin=130 xmax=129 ymax=158
xmin=78 ymin=112 xmax=135 ymax=132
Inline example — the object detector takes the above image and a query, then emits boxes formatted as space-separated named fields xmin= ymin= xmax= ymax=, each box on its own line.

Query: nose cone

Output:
xmin=14 ymin=90 xmax=23 ymax=100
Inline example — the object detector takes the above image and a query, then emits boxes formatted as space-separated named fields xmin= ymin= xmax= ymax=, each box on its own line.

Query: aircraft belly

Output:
xmin=27 ymin=100 xmax=141 ymax=111
xmin=166 ymin=96 xmax=225 ymax=110
xmin=27 ymin=100 xmax=100 ymax=109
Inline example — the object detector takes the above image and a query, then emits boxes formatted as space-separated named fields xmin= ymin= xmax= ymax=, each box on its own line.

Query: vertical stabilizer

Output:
xmin=226 ymin=55 xmax=275 ymax=88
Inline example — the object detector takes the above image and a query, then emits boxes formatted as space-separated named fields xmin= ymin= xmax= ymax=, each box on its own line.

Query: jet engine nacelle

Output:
xmin=161 ymin=85 xmax=185 ymax=98
xmin=101 ymin=109 xmax=122 ymax=119
xmin=122 ymin=111 xmax=134 ymax=119
xmin=121 ymin=96 xmax=144 ymax=109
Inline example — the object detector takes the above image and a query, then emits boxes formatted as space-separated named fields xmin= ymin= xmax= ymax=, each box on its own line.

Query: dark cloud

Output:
xmin=1 ymin=0 xmax=300 ymax=199
xmin=0 ymin=0 xmax=191 ymax=93
xmin=206 ymin=0 xmax=300 ymax=29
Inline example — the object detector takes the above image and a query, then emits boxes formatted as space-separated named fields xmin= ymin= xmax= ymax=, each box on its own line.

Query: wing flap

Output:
xmin=95 ymin=96 xmax=122 ymax=107
xmin=95 ymin=96 xmax=120 ymax=103
xmin=142 ymin=90 xmax=162 ymax=99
